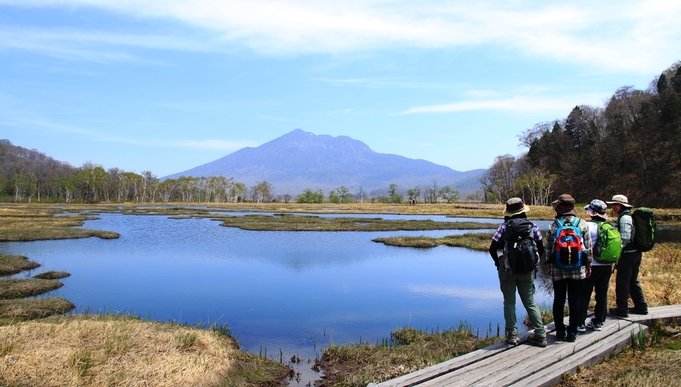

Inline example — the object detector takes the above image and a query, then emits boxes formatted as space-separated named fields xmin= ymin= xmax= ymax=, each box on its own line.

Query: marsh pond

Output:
xmin=1 ymin=211 xmax=557 ymax=384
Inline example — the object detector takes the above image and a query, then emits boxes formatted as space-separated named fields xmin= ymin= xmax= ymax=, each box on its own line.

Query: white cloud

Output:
xmin=400 ymin=92 xmax=609 ymax=115
xmin=1 ymin=0 xmax=680 ymax=72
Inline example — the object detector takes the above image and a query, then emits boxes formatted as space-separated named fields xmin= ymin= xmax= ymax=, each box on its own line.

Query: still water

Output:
xmin=0 ymin=213 xmax=553 ymax=384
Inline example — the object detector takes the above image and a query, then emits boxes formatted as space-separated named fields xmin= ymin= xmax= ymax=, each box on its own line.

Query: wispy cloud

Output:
xmin=2 ymin=0 xmax=680 ymax=72
xmin=0 ymin=26 xmax=217 ymax=63
xmin=400 ymin=92 xmax=609 ymax=115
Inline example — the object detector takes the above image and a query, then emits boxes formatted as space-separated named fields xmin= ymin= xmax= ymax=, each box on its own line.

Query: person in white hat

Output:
xmin=606 ymin=194 xmax=648 ymax=317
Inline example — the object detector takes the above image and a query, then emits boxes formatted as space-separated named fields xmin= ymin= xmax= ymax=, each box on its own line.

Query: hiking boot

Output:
xmin=587 ymin=320 xmax=602 ymax=331
xmin=628 ymin=307 xmax=648 ymax=315
xmin=608 ymin=307 xmax=629 ymax=318
xmin=556 ymin=330 xmax=566 ymax=341
xmin=566 ymin=332 xmax=577 ymax=342
xmin=506 ymin=334 xmax=519 ymax=346
xmin=528 ymin=334 xmax=547 ymax=347
xmin=576 ymin=324 xmax=586 ymax=333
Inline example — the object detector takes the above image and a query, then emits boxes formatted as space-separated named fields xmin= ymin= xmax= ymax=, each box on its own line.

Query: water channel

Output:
xmin=3 ymin=211 xmax=643 ymax=385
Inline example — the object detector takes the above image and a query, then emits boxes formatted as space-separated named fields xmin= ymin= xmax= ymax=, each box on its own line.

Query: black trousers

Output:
xmin=580 ymin=264 xmax=612 ymax=324
xmin=615 ymin=250 xmax=648 ymax=312
xmin=553 ymin=278 xmax=583 ymax=334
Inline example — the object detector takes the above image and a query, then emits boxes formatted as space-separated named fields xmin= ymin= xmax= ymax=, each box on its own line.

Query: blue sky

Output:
xmin=1 ymin=1 xmax=680 ymax=178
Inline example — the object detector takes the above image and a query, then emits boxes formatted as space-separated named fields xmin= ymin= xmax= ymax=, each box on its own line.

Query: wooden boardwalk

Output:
xmin=368 ymin=305 xmax=681 ymax=387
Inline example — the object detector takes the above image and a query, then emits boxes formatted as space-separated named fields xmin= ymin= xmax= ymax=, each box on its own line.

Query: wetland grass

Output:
xmin=0 ymin=253 xmax=41 ymax=275
xmin=0 ymin=207 xmax=119 ymax=242
xmin=314 ymin=324 xmax=500 ymax=387
xmin=2 ymin=202 xmax=681 ymax=386
xmin=0 ymin=314 xmax=291 ymax=387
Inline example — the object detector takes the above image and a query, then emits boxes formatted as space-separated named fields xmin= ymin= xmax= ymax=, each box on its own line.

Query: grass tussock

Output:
xmin=315 ymin=325 xmax=500 ymax=387
xmin=0 ymin=206 xmax=119 ymax=242
xmin=0 ymin=315 xmax=290 ymax=387
xmin=218 ymin=214 xmax=495 ymax=232
xmin=0 ymin=253 xmax=41 ymax=275
xmin=33 ymin=271 xmax=71 ymax=280
xmin=0 ymin=298 xmax=76 ymax=323
xmin=0 ymin=278 xmax=64 ymax=299
xmin=373 ymin=232 xmax=493 ymax=250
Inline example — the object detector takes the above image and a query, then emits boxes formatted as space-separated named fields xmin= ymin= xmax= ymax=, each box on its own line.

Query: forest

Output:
xmin=480 ymin=61 xmax=681 ymax=208
xmin=2 ymin=62 xmax=680 ymax=207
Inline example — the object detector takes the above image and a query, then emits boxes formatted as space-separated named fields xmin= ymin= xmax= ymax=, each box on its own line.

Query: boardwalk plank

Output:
xmin=512 ymin=323 xmax=648 ymax=387
xmin=368 ymin=306 xmax=680 ymax=387
xmin=418 ymin=320 xmax=635 ymax=387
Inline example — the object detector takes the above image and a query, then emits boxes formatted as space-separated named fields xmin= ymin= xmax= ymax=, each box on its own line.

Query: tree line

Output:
xmin=480 ymin=61 xmax=681 ymax=208
xmin=0 ymin=139 xmax=466 ymax=204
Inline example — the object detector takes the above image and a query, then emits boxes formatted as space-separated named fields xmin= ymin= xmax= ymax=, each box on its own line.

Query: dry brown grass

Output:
xmin=0 ymin=298 xmax=76 ymax=323
xmin=558 ymin=324 xmax=681 ymax=387
xmin=0 ymin=207 xmax=119 ymax=242
xmin=0 ymin=253 xmax=41 ymax=275
xmin=0 ymin=315 xmax=289 ymax=387
xmin=0 ymin=279 xmax=64 ymax=299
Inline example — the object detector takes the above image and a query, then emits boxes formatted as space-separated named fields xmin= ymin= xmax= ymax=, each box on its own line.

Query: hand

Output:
xmin=585 ymin=266 xmax=592 ymax=278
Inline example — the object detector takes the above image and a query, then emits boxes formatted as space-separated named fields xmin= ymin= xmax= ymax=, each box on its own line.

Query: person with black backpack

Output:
xmin=607 ymin=194 xmax=649 ymax=317
xmin=489 ymin=197 xmax=547 ymax=347
xmin=545 ymin=194 xmax=592 ymax=343
xmin=577 ymin=199 xmax=617 ymax=333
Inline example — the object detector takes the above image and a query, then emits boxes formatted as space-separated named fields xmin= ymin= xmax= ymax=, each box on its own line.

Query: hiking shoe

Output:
xmin=628 ymin=307 xmax=648 ymax=315
xmin=576 ymin=324 xmax=586 ymax=333
xmin=528 ymin=334 xmax=547 ymax=347
xmin=587 ymin=320 xmax=602 ymax=331
xmin=608 ymin=307 xmax=629 ymax=318
xmin=506 ymin=334 xmax=519 ymax=346
xmin=566 ymin=332 xmax=577 ymax=342
xmin=556 ymin=330 xmax=567 ymax=341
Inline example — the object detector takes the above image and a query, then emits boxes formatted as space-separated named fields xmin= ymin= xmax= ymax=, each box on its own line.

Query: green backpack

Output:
xmin=631 ymin=207 xmax=656 ymax=252
xmin=593 ymin=220 xmax=622 ymax=263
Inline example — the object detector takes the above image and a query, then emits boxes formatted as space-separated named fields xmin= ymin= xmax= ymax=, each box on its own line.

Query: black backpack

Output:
xmin=630 ymin=208 xmax=656 ymax=252
xmin=503 ymin=218 xmax=539 ymax=273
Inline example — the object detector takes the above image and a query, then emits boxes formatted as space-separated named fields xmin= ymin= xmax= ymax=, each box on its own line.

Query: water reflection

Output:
xmin=0 ymin=212 xmax=555 ymax=385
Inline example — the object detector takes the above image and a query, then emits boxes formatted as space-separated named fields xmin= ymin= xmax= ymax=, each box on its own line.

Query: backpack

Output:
xmin=630 ymin=208 xmax=657 ymax=252
xmin=503 ymin=218 xmax=539 ymax=273
xmin=552 ymin=217 xmax=585 ymax=271
xmin=593 ymin=220 xmax=622 ymax=263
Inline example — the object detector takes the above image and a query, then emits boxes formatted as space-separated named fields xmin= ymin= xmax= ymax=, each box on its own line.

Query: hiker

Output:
xmin=545 ymin=194 xmax=592 ymax=342
xmin=607 ymin=194 xmax=649 ymax=317
xmin=577 ymin=200 xmax=615 ymax=332
xmin=488 ymin=197 xmax=547 ymax=347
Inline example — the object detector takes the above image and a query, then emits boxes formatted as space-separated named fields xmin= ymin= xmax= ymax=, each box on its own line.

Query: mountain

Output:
xmin=164 ymin=129 xmax=485 ymax=195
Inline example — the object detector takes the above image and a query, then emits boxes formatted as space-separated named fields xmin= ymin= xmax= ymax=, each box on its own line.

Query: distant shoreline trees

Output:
xmin=0 ymin=139 xmax=473 ymax=205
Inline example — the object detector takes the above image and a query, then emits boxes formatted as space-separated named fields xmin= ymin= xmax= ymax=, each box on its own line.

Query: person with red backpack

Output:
xmin=489 ymin=197 xmax=547 ymax=347
xmin=607 ymin=194 xmax=649 ymax=317
xmin=545 ymin=194 xmax=592 ymax=343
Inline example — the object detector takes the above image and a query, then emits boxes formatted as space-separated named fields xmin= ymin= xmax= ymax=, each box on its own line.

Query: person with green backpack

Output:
xmin=577 ymin=199 xmax=620 ymax=332
xmin=607 ymin=194 xmax=649 ymax=317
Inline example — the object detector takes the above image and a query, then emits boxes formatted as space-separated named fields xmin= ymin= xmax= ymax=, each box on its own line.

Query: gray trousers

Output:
xmin=498 ymin=269 xmax=546 ymax=337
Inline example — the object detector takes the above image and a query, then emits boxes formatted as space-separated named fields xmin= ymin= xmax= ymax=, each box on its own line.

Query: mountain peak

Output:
xmin=164 ymin=129 xmax=483 ymax=195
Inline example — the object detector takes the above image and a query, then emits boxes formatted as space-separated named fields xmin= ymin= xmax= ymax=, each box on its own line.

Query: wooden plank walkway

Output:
xmin=368 ymin=305 xmax=681 ymax=387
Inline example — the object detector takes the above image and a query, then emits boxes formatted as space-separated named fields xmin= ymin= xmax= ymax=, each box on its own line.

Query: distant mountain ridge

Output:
xmin=165 ymin=129 xmax=485 ymax=195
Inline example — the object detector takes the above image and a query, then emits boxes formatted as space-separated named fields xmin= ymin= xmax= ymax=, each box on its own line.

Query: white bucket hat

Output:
xmin=606 ymin=194 xmax=633 ymax=208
